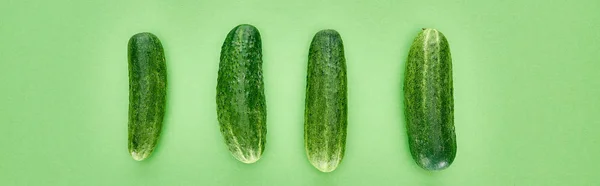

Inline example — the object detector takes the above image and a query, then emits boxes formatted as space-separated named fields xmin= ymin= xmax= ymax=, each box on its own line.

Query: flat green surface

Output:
xmin=1 ymin=0 xmax=599 ymax=185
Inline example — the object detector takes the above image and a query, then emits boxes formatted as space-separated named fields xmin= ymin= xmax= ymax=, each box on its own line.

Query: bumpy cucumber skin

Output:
xmin=404 ymin=28 xmax=456 ymax=171
xmin=216 ymin=24 xmax=267 ymax=164
xmin=304 ymin=29 xmax=348 ymax=173
xmin=127 ymin=32 xmax=167 ymax=161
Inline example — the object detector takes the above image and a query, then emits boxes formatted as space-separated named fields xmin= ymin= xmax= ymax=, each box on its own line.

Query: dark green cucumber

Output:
xmin=304 ymin=29 xmax=348 ymax=172
xmin=216 ymin=24 xmax=267 ymax=164
xmin=127 ymin=32 xmax=167 ymax=161
xmin=404 ymin=28 xmax=456 ymax=170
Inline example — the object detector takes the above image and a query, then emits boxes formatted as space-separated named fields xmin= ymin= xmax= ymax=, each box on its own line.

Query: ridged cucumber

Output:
xmin=404 ymin=28 xmax=456 ymax=170
xmin=304 ymin=29 xmax=348 ymax=173
xmin=127 ymin=32 xmax=167 ymax=161
xmin=216 ymin=24 xmax=267 ymax=164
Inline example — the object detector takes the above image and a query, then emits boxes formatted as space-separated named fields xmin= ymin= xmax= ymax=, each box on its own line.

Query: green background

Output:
xmin=1 ymin=0 xmax=599 ymax=185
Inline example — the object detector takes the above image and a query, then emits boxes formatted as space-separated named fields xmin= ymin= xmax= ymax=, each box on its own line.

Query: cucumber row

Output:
xmin=126 ymin=25 xmax=456 ymax=172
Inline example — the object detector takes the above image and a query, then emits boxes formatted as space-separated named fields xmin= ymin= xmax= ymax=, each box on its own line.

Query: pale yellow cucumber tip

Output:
xmin=233 ymin=152 xmax=261 ymax=164
xmin=131 ymin=151 xmax=149 ymax=161
xmin=238 ymin=157 xmax=260 ymax=164
xmin=310 ymin=159 xmax=340 ymax=173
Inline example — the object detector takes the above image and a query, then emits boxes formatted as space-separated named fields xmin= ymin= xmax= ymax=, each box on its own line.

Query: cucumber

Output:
xmin=127 ymin=32 xmax=167 ymax=161
xmin=304 ymin=29 xmax=348 ymax=173
xmin=216 ymin=24 xmax=267 ymax=164
xmin=403 ymin=28 xmax=456 ymax=170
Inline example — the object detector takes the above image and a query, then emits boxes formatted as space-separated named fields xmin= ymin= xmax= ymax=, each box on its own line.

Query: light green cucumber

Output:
xmin=304 ymin=29 xmax=348 ymax=173
xmin=404 ymin=28 xmax=456 ymax=170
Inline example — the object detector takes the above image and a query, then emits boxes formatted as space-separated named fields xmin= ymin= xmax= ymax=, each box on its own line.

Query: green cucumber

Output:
xmin=127 ymin=32 xmax=167 ymax=161
xmin=216 ymin=24 xmax=267 ymax=164
xmin=304 ymin=29 xmax=348 ymax=173
xmin=404 ymin=28 xmax=456 ymax=170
